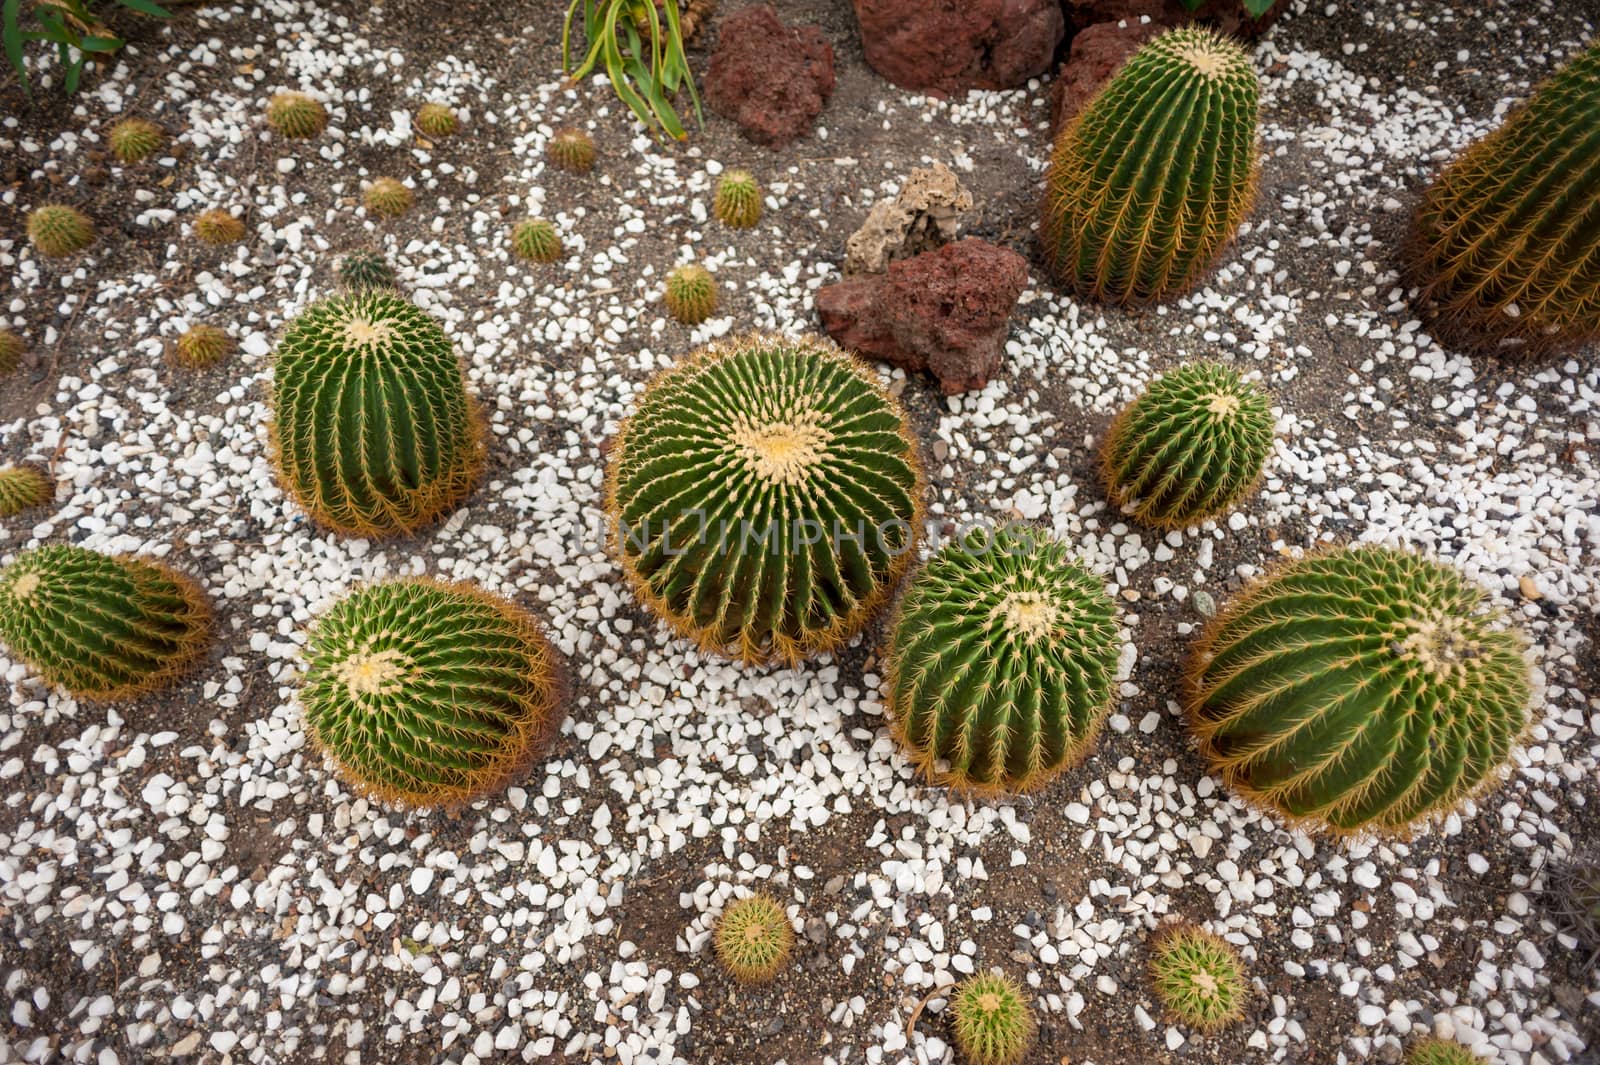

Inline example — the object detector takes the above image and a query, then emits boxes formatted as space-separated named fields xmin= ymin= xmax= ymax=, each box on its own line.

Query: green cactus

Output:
xmin=605 ymin=333 xmax=923 ymax=666
xmin=299 ymin=577 xmax=567 ymax=810
xmin=949 ymin=972 xmax=1034 ymax=1065
xmin=415 ymin=102 xmax=458 ymax=138
xmin=267 ymin=91 xmax=327 ymax=138
xmin=363 ymin=178 xmax=414 ymax=219
xmin=0 ymin=329 xmax=23 ymax=376
xmin=1407 ymin=1040 xmax=1484 ymax=1065
xmin=663 ymin=263 xmax=718 ymax=324
xmin=1042 ymin=27 xmax=1260 ymax=303
xmin=886 ymin=525 xmax=1120 ymax=794
xmin=337 ymin=249 xmax=398 ymax=291
xmin=1149 ymin=923 xmax=1248 ymax=1031
xmin=108 ymin=117 xmax=163 ymax=164
xmin=547 ymin=128 xmax=595 ymax=173
xmin=1101 ymin=361 xmax=1275 ymax=530
xmin=27 ymin=205 xmax=95 ymax=258
xmin=0 ymin=545 xmax=211 ymax=700
xmin=172 ymin=324 xmax=234 ymax=369
xmin=713 ymin=169 xmax=761 ymax=229
xmin=1408 ymin=41 xmax=1600 ymax=356
xmin=194 ymin=209 xmax=245 ymax=245
xmin=0 ymin=465 xmax=51 ymax=517
xmin=713 ymin=892 xmax=793 ymax=983
xmin=511 ymin=219 xmax=563 ymax=264
xmin=269 ymin=289 xmax=484 ymax=538
xmin=1186 ymin=546 xmax=1532 ymax=835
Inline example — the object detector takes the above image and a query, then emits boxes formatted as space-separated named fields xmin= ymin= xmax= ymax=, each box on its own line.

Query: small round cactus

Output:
xmin=0 ymin=545 xmax=211 ymax=700
xmin=299 ymin=578 xmax=567 ymax=810
xmin=0 ymin=465 xmax=51 ymax=518
xmin=712 ymin=892 xmax=793 ymax=984
xmin=605 ymin=333 xmax=922 ymax=666
xmin=193 ymin=209 xmax=246 ymax=246
xmin=511 ymin=219 xmax=563 ymax=264
xmin=0 ymin=329 xmax=23 ymax=376
xmin=886 ymin=525 xmax=1120 ymax=794
xmin=1548 ymin=847 xmax=1600 ymax=953
xmin=267 ymin=91 xmax=327 ymax=138
xmin=415 ymin=102 xmax=458 ymax=138
xmin=1101 ymin=362 xmax=1275 ymax=530
xmin=172 ymin=324 xmax=234 ymax=369
xmin=1186 ymin=546 xmax=1532 ymax=835
xmin=547 ymin=128 xmax=595 ymax=173
xmin=663 ymin=263 xmax=718 ymax=325
xmin=1149 ymin=924 xmax=1248 ymax=1031
xmin=27 ymin=205 xmax=95 ymax=258
xmin=713 ymin=169 xmax=761 ymax=229
xmin=1042 ymin=27 xmax=1260 ymax=303
xmin=1407 ymin=1039 xmax=1484 ymax=1065
xmin=949 ymin=972 xmax=1034 ymax=1065
xmin=336 ymin=249 xmax=398 ymax=291
xmin=108 ymin=117 xmax=163 ymax=164
xmin=363 ymin=178 xmax=414 ymax=219
xmin=269 ymin=289 xmax=484 ymax=537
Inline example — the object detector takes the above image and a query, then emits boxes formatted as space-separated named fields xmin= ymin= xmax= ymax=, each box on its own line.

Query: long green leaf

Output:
xmin=116 ymin=0 xmax=172 ymax=18
xmin=3 ymin=0 xmax=31 ymax=99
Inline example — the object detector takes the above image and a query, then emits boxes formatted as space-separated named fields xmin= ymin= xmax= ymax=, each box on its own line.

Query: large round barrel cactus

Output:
xmin=299 ymin=578 xmax=567 ymax=810
xmin=269 ymin=290 xmax=484 ymax=537
xmin=605 ymin=333 xmax=922 ymax=665
xmin=1409 ymin=40 xmax=1600 ymax=356
xmin=0 ymin=545 xmax=211 ymax=700
xmin=886 ymin=525 xmax=1120 ymax=793
xmin=1186 ymin=546 xmax=1532 ymax=835
xmin=1042 ymin=27 xmax=1260 ymax=303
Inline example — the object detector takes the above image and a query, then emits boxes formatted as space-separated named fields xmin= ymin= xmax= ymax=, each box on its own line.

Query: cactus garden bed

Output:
xmin=1 ymin=0 xmax=1598 ymax=1063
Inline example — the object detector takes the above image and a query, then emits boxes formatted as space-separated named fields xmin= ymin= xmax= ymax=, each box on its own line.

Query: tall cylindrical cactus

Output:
xmin=1042 ymin=27 xmax=1260 ymax=304
xmin=0 ymin=545 xmax=212 ymax=700
xmin=1408 ymin=40 xmax=1600 ymax=356
xmin=269 ymin=290 xmax=484 ymax=537
xmin=1186 ymin=546 xmax=1532 ymax=835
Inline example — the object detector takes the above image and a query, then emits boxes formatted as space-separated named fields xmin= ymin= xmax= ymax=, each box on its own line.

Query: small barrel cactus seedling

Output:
xmin=713 ymin=168 xmax=761 ymax=229
xmin=1149 ymin=923 xmax=1248 ymax=1031
xmin=172 ymin=324 xmax=234 ymax=369
xmin=605 ymin=333 xmax=922 ymax=665
xmin=949 ymin=972 xmax=1034 ymax=1065
xmin=270 ymin=290 xmax=484 ymax=537
xmin=511 ymin=219 xmax=563 ymax=264
xmin=0 ymin=329 xmax=23 ymax=376
xmin=363 ymin=178 xmax=413 ymax=219
xmin=414 ymin=101 xmax=458 ymax=139
xmin=713 ymin=892 xmax=793 ymax=984
xmin=886 ymin=525 xmax=1120 ymax=794
xmin=108 ymin=117 xmax=163 ymax=164
xmin=1101 ymin=361 xmax=1275 ymax=530
xmin=1408 ymin=40 xmax=1600 ymax=356
xmin=27 ymin=204 xmax=95 ymax=258
xmin=336 ymin=248 xmax=398 ymax=291
xmin=0 ymin=465 xmax=51 ymax=518
xmin=299 ymin=578 xmax=567 ymax=809
xmin=193 ymin=209 xmax=246 ymax=246
xmin=547 ymin=128 xmax=595 ymax=173
xmin=1407 ymin=1039 xmax=1484 ymax=1065
xmin=663 ymin=263 xmax=718 ymax=325
xmin=267 ymin=91 xmax=327 ymax=138
xmin=1042 ymin=27 xmax=1260 ymax=303
xmin=0 ymin=545 xmax=211 ymax=700
xmin=1186 ymin=546 xmax=1532 ymax=835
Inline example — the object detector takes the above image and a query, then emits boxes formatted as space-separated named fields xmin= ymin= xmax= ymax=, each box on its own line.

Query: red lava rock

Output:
xmin=704 ymin=5 xmax=835 ymax=147
xmin=1049 ymin=20 xmax=1156 ymax=132
xmin=851 ymin=0 xmax=1064 ymax=95
xmin=817 ymin=239 xmax=1029 ymax=395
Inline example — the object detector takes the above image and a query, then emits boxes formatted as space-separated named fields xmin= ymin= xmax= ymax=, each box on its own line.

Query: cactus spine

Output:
xmin=363 ymin=178 xmax=414 ymax=219
xmin=415 ymin=102 xmax=458 ymax=138
xmin=267 ymin=91 xmax=327 ymax=138
xmin=194 ymin=209 xmax=246 ymax=245
xmin=663 ymin=263 xmax=718 ymax=324
xmin=0 ymin=465 xmax=51 ymax=517
xmin=949 ymin=972 xmax=1034 ymax=1065
xmin=1042 ymin=27 xmax=1260 ymax=303
xmin=172 ymin=325 xmax=234 ymax=369
xmin=511 ymin=219 xmax=563 ymax=263
xmin=108 ymin=117 xmax=163 ymax=164
xmin=547 ymin=128 xmax=595 ymax=173
xmin=337 ymin=249 xmax=398 ymax=291
xmin=713 ymin=169 xmax=761 ymax=228
xmin=1407 ymin=1040 xmax=1484 ymax=1065
xmin=713 ymin=892 xmax=793 ymax=983
xmin=1149 ymin=923 xmax=1248 ymax=1031
xmin=27 ymin=205 xmax=95 ymax=257
xmin=0 ymin=329 xmax=23 ymax=376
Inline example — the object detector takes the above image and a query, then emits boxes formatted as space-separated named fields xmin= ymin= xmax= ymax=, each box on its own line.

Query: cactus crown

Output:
xmin=949 ymin=972 xmax=1034 ymax=1065
xmin=547 ymin=128 xmax=595 ymax=172
xmin=1149 ymin=924 xmax=1248 ymax=1031
xmin=267 ymin=91 xmax=327 ymax=138
xmin=27 ymin=205 xmax=95 ymax=258
xmin=337 ymin=249 xmax=398 ymax=291
xmin=108 ymin=117 xmax=163 ymax=164
xmin=172 ymin=324 xmax=234 ymax=369
xmin=1409 ymin=40 xmax=1600 ymax=356
xmin=511 ymin=219 xmax=563 ymax=264
xmin=1186 ymin=546 xmax=1532 ymax=835
xmin=300 ymin=578 xmax=566 ymax=810
xmin=415 ymin=102 xmax=458 ymax=138
xmin=1042 ymin=27 xmax=1259 ymax=303
xmin=713 ymin=892 xmax=793 ymax=984
xmin=0 ymin=329 xmax=23 ymax=376
xmin=713 ymin=169 xmax=761 ymax=229
xmin=363 ymin=178 xmax=414 ymax=219
xmin=194 ymin=209 xmax=245 ymax=245
xmin=269 ymin=289 xmax=484 ymax=537
xmin=0 ymin=545 xmax=211 ymax=700
xmin=887 ymin=525 xmax=1120 ymax=794
xmin=0 ymin=465 xmax=51 ymax=518
xmin=605 ymin=333 xmax=923 ymax=665
xmin=1407 ymin=1040 xmax=1484 ymax=1065
xmin=1102 ymin=361 xmax=1275 ymax=530
xmin=663 ymin=263 xmax=718 ymax=325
